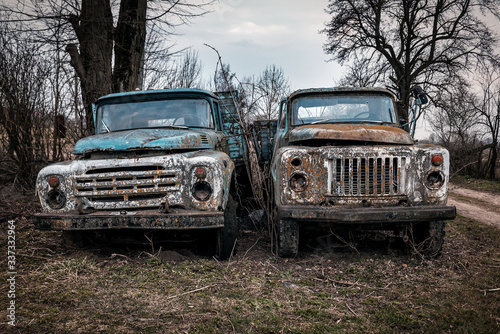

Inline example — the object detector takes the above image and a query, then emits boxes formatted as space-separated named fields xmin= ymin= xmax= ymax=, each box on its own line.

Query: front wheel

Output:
xmin=276 ymin=219 xmax=299 ymax=258
xmin=216 ymin=195 xmax=238 ymax=260
xmin=407 ymin=221 xmax=445 ymax=257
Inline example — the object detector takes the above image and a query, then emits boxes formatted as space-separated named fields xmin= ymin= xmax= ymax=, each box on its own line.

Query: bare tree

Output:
xmin=163 ymin=49 xmax=204 ymax=89
xmin=1 ymin=0 xmax=212 ymax=135
xmin=474 ymin=66 xmax=500 ymax=179
xmin=254 ymin=65 xmax=289 ymax=121
xmin=0 ymin=29 xmax=59 ymax=185
xmin=430 ymin=82 xmax=482 ymax=175
xmin=237 ymin=76 xmax=261 ymax=121
xmin=322 ymin=0 xmax=500 ymax=122
xmin=213 ymin=63 xmax=237 ymax=92
xmin=430 ymin=65 xmax=500 ymax=178
xmin=336 ymin=55 xmax=387 ymax=87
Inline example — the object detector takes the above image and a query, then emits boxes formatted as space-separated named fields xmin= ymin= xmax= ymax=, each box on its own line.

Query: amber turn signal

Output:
xmin=431 ymin=155 xmax=443 ymax=166
xmin=48 ymin=176 xmax=60 ymax=188
xmin=194 ymin=167 xmax=207 ymax=179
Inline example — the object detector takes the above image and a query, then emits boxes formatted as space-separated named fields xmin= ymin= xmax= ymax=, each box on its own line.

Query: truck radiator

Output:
xmin=73 ymin=165 xmax=179 ymax=208
xmin=328 ymin=156 xmax=406 ymax=196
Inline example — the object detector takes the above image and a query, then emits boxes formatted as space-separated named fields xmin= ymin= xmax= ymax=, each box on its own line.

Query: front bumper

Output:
xmin=33 ymin=209 xmax=224 ymax=231
xmin=277 ymin=205 xmax=456 ymax=224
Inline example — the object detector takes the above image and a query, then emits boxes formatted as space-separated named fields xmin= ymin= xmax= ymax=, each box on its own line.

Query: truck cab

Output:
xmin=271 ymin=87 xmax=456 ymax=257
xmin=34 ymin=88 xmax=244 ymax=259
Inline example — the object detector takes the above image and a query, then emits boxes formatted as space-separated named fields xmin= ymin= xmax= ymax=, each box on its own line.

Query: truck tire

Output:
xmin=409 ymin=221 xmax=445 ymax=257
xmin=216 ymin=195 xmax=238 ymax=260
xmin=277 ymin=219 xmax=299 ymax=258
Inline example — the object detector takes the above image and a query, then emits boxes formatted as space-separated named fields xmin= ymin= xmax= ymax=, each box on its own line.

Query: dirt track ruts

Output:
xmin=448 ymin=183 xmax=500 ymax=229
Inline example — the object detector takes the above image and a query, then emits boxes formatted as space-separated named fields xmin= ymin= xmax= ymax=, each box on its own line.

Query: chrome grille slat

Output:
xmin=329 ymin=156 xmax=406 ymax=196
xmin=72 ymin=165 xmax=180 ymax=207
xmin=74 ymin=178 xmax=177 ymax=190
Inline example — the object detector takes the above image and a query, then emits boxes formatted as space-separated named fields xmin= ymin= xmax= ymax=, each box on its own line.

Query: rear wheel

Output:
xmin=216 ymin=195 xmax=238 ymax=260
xmin=407 ymin=221 xmax=445 ymax=257
xmin=276 ymin=219 xmax=299 ymax=258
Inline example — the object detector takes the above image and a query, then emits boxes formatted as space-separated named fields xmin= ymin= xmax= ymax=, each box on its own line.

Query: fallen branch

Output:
xmin=242 ymin=237 xmax=261 ymax=260
xmin=110 ymin=253 xmax=133 ymax=261
xmin=346 ymin=302 xmax=358 ymax=316
xmin=166 ymin=284 xmax=216 ymax=300
xmin=326 ymin=278 xmax=389 ymax=290
xmin=481 ymin=288 xmax=500 ymax=295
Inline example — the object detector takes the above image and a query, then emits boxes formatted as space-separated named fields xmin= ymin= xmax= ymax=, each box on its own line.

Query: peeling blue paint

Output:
xmin=73 ymin=128 xmax=216 ymax=155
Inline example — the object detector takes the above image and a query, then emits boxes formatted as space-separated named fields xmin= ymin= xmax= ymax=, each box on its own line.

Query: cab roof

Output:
xmin=286 ymin=87 xmax=396 ymax=101
xmin=95 ymin=88 xmax=218 ymax=105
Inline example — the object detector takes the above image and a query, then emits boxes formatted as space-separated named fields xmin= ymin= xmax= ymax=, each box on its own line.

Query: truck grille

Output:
xmin=73 ymin=165 xmax=179 ymax=208
xmin=327 ymin=156 xmax=406 ymax=196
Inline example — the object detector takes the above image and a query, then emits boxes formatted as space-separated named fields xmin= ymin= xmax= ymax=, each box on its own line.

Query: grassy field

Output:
xmin=1 ymin=189 xmax=499 ymax=333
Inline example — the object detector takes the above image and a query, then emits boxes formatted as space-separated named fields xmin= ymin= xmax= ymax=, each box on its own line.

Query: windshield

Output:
xmin=96 ymin=98 xmax=215 ymax=134
xmin=292 ymin=94 xmax=397 ymax=126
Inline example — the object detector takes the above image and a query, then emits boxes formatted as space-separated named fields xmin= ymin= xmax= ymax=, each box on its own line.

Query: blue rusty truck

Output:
xmin=33 ymin=89 xmax=247 ymax=259
xmin=271 ymin=87 xmax=456 ymax=257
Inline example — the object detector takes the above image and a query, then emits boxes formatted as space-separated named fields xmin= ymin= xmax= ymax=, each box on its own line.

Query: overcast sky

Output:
xmin=174 ymin=0 xmax=343 ymax=90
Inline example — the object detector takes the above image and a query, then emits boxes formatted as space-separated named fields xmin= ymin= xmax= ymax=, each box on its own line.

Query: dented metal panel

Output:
xmin=277 ymin=204 xmax=456 ymax=223
xmin=33 ymin=210 xmax=224 ymax=230
xmin=73 ymin=128 xmax=216 ymax=155
xmin=289 ymin=124 xmax=413 ymax=145
xmin=272 ymin=144 xmax=451 ymax=208
xmin=36 ymin=151 xmax=234 ymax=214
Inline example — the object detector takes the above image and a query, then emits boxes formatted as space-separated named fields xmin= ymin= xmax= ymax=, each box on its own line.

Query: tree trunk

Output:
xmin=113 ymin=0 xmax=147 ymax=92
xmin=487 ymin=141 xmax=497 ymax=179
xmin=67 ymin=0 xmax=114 ymax=136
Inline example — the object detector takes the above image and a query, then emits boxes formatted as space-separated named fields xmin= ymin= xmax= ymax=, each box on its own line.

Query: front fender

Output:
xmin=36 ymin=151 xmax=235 ymax=213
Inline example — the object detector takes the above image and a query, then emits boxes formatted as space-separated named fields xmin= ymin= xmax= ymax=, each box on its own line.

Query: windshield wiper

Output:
xmin=156 ymin=125 xmax=189 ymax=129
xmin=101 ymin=120 xmax=111 ymax=133
xmin=310 ymin=118 xmax=385 ymax=124
xmin=310 ymin=118 xmax=342 ymax=124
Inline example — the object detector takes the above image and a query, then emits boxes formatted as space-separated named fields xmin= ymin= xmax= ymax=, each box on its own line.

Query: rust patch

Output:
xmin=33 ymin=210 xmax=224 ymax=230
xmin=289 ymin=124 xmax=414 ymax=145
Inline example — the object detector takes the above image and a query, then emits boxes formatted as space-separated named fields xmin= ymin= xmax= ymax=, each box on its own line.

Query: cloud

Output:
xmin=228 ymin=21 xmax=286 ymax=37
xmin=173 ymin=0 xmax=342 ymax=88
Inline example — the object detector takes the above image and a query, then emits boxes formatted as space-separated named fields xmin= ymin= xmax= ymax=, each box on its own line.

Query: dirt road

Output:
xmin=448 ymin=183 xmax=500 ymax=229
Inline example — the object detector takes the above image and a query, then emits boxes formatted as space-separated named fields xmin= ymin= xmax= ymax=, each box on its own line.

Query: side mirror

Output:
xmin=412 ymin=86 xmax=428 ymax=105
xmin=399 ymin=116 xmax=407 ymax=127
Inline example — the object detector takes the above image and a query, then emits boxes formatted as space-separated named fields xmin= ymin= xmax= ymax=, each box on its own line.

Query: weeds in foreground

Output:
xmin=0 ymin=213 xmax=499 ymax=333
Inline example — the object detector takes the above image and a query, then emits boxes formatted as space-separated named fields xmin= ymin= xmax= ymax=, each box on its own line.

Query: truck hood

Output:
xmin=73 ymin=128 xmax=215 ymax=155
xmin=289 ymin=124 xmax=414 ymax=145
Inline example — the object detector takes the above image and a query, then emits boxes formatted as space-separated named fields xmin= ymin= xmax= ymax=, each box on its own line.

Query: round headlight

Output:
xmin=425 ymin=171 xmax=445 ymax=189
xmin=290 ymin=172 xmax=307 ymax=192
xmin=192 ymin=181 xmax=212 ymax=201
xmin=46 ymin=189 xmax=66 ymax=209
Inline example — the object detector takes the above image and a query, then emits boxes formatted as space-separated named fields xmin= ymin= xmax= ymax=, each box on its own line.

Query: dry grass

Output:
xmin=1 ymin=186 xmax=499 ymax=333
xmin=451 ymin=174 xmax=500 ymax=193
